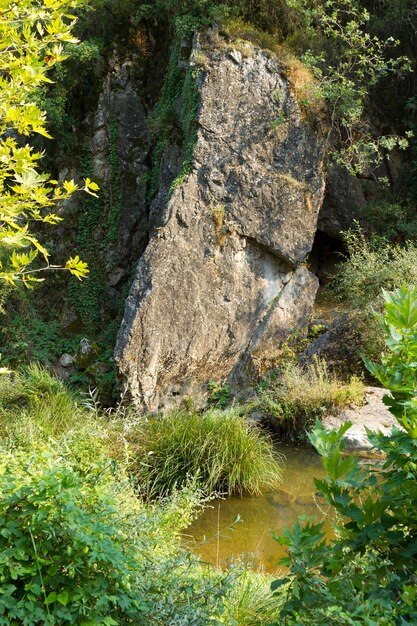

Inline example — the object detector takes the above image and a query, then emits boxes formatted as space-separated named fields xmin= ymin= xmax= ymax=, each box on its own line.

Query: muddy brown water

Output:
xmin=186 ymin=444 xmax=332 ymax=573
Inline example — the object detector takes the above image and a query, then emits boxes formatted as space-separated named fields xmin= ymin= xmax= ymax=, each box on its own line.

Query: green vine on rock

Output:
xmin=147 ymin=36 xmax=202 ymax=202
xmin=69 ymin=150 xmax=105 ymax=333
xmin=69 ymin=116 xmax=123 ymax=333
xmin=170 ymin=65 xmax=201 ymax=192
xmin=106 ymin=117 xmax=122 ymax=244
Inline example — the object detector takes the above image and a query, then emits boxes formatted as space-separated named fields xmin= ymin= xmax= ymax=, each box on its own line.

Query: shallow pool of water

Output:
xmin=186 ymin=443 xmax=331 ymax=573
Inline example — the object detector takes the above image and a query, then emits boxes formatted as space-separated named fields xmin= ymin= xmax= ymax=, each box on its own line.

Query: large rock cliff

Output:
xmin=115 ymin=42 xmax=325 ymax=410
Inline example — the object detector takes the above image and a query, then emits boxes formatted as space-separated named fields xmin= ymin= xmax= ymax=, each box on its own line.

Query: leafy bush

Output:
xmin=293 ymin=0 xmax=411 ymax=174
xmin=272 ymin=525 xmax=400 ymax=626
xmin=135 ymin=0 xmax=305 ymax=38
xmin=270 ymin=286 xmax=417 ymax=625
xmin=330 ymin=226 xmax=417 ymax=308
xmin=0 ymin=442 xmax=242 ymax=625
xmin=0 ymin=448 xmax=146 ymax=623
xmin=127 ymin=407 xmax=282 ymax=497
xmin=0 ymin=378 xmax=284 ymax=625
xmin=35 ymin=39 xmax=102 ymax=152
xmin=322 ymin=226 xmax=417 ymax=376
xmin=257 ymin=360 xmax=364 ymax=436
xmin=365 ymin=197 xmax=417 ymax=243
xmin=230 ymin=0 xmax=305 ymax=38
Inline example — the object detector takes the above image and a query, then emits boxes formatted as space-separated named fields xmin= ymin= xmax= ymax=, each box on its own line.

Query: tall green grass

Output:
xmin=127 ymin=407 xmax=282 ymax=498
xmin=257 ymin=359 xmax=364 ymax=436
xmin=0 ymin=364 xmax=86 ymax=445
xmin=222 ymin=569 xmax=283 ymax=625
xmin=0 ymin=367 xmax=282 ymax=498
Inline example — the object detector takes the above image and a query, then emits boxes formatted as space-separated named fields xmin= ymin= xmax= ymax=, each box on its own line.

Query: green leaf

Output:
xmin=45 ymin=591 xmax=57 ymax=604
xmin=57 ymin=590 xmax=69 ymax=606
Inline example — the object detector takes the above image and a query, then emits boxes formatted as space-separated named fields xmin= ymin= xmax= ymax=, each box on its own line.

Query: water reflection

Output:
xmin=186 ymin=443 xmax=332 ymax=572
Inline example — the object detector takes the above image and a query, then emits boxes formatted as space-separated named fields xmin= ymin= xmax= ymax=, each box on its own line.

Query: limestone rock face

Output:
xmin=318 ymin=165 xmax=367 ymax=239
xmin=115 ymin=46 xmax=325 ymax=410
xmin=91 ymin=55 xmax=149 ymax=275
xmin=55 ymin=52 xmax=150 ymax=324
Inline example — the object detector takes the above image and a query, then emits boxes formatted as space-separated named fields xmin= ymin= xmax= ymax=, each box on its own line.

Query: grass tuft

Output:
xmin=223 ymin=569 xmax=283 ymax=625
xmin=127 ymin=407 xmax=282 ymax=498
xmin=0 ymin=368 xmax=282 ymax=499
xmin=257 ymin=359 xmax=364 ymax=436
xmin=0 ymin=364 xmax=86 ymax=445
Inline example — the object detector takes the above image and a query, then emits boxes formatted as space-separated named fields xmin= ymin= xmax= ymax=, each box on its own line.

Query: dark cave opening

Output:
xmin=308 ymin=230 xmax=348 ymax=285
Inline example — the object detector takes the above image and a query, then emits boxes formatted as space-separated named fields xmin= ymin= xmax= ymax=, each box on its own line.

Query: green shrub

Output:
xmin=272 ymin=530 xmax=400 ymax=625
xmin=135 ymin=0 xmax=305 ymax=39
xmin=0 ymin=443 xmax=237 ymax=625
xmin=127 ymin=407 xmax=282 ymax=497
xmin=230 ymin=0 xmax=305 ymax=38
xmin=35 ymin=39 xmax=102 ymax=152
xmin=365 ymin=197 xmax=417 ymax=243
xmin=322 ymin=227 xmax=417 ymax=376
xmin=257 ymin=360 xmax=364 ymax=436
xmin=0 ymin=448 xmax=147 ymax=623
xmin=270 ymin=286 xmax=417 ymax=625
xmin=329 ymin=226 xmax=417 ymax=308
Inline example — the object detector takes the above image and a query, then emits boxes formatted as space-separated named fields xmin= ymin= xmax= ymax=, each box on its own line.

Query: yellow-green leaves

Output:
xmin=63 ymin=178 xmax=78 ymax=194
xmin=84 ymin=178 xmax=99 ymax=197
xmin=0 ymin=0 xmax=92 ymax=286
xmin=65 ymin=255 xmax=89 ymax=280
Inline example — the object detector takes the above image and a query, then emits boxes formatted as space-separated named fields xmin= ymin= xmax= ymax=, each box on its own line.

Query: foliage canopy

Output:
xmin=0 ymin=0 xmax=95 ymax=287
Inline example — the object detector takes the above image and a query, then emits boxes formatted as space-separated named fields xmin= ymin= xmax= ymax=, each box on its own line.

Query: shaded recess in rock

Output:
xmin=307 ymin=230 xmax=347 ymax=285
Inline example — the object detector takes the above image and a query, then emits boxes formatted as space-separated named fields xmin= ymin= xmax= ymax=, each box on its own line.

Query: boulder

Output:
xmin=301 ymin=311 xmax=377 ymax=377
xmin=75 ymin=338 xmax=101 ymax=370
xmin=323 ymin=387 xmax=399 ymax=453
xmin=115 ymin=45 xmax=325 ymax=410
xmin=59 ymin=353 xmax=75 ymax=368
